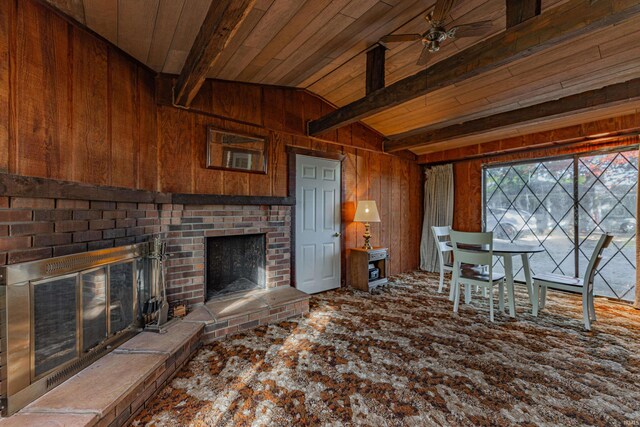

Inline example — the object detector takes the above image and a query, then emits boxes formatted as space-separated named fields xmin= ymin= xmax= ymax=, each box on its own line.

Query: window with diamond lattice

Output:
xmin=483 ymin=148 xmax=637 ymax=302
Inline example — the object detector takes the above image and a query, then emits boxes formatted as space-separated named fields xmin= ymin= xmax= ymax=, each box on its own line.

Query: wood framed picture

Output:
xmin=206 ymin=127 xmax=268 ymax=174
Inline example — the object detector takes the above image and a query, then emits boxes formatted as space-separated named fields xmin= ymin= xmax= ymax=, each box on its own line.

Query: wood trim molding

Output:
xmin=0 ymin=172 xmax=297 ymax=206
xmin=385 ymin=77 xmax=640 ymax=152
xmin=0 ymin=173 xmax=171 ymax=203
xmin=307 ymin=0 xmax=640 ymax=135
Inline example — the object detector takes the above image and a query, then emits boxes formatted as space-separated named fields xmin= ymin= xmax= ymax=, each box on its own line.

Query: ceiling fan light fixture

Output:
xmin=425 ymin=27 xmax=447 ymax=43
xmin=423 ymin=28 xmax=447 ymax=53
xmin=382 ymin=0 xmax=493 ymax=64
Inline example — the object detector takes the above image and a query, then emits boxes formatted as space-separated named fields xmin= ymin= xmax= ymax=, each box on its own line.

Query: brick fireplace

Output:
xmin=163 ymin=204 xmax=292 ymax=306
xmin=0 ymin=175 xmax=293 ymax=308
xmin=0 ymin=174 xmax=305 ymax=420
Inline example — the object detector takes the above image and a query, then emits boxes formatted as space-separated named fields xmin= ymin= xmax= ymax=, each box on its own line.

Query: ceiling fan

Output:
xmin=381 ymin=0 xmax=493 ymax=66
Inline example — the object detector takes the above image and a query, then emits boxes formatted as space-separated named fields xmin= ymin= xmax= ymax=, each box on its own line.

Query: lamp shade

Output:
xmin=353 ymin=200 xmax=380 ymax=223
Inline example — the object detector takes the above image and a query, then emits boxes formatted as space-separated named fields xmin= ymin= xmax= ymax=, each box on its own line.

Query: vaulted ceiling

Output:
xmin=44 ymin=0 xmax=640 ymax=154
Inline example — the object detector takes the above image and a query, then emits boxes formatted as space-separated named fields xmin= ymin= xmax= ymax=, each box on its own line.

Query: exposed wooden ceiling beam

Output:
xmin=384 ymin=77 xmax=640 ymax=152
xmin=366 ymin=43 xmax=387 ymax=95
xmin=173 ymin=0 xmax=256 ymax=108
xmin=307 ymin=0 xmax=640 ymax=136
xmin=506 ymin=0 xmax=541 ymax=28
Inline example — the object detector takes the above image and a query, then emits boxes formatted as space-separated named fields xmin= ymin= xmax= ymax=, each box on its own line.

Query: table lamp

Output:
xmin=353 ymin=200 xmax=381 ymax=250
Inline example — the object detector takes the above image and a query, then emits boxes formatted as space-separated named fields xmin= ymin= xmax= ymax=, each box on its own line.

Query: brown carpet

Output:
xmin=132 ymin=271 xmax=640 ymax=426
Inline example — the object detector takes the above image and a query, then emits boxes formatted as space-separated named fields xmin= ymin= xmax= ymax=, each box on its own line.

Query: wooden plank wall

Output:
xmin=421 ymin=113 xmax=640 ymax=232
xmin=0 ymin=0 xmax=11 ymax=173
xmin=1 ymin=0 xmax=157 ymax=190
xmin=155 ymin=78 xmax=423 ymax=275
xmin=1 ymin=0 xmax=423 ymax=275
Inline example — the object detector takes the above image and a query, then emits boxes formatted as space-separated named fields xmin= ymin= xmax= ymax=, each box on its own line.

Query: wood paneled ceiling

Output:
xmin=44 ymin=0 xmax=640 ymax=154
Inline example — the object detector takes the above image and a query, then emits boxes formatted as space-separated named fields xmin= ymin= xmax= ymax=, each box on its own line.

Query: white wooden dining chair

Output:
xmin=431 ymin=226 xmax=453 ymax=295
xmin=450 ymin=230 xmax=505 ymax=322
xmin=532 ymin=233 xmax=613 ymax=331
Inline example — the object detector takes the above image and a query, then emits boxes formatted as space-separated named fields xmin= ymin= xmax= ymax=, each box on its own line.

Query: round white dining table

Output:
xmin=446 ymin=240 xmax=544 ymax=317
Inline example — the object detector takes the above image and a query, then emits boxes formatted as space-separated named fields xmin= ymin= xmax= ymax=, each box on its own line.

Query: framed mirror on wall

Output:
xmin=206 ymin=126 xmax=268 ymax=174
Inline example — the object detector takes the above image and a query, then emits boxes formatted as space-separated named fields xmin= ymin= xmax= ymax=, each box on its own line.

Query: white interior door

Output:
xmin=295 ymin=155 xmax=341 ymax=294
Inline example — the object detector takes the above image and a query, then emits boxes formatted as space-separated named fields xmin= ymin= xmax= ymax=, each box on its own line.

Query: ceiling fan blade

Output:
xmin=449 ymin=20 xmax=493 ymax=38
xmin=381 ymin=34 xmax=422 ymax=43
xmin=432 ymin=0 xmax=457 ymax=25
xmin=416 ymin=45 xmax=431 ymax=66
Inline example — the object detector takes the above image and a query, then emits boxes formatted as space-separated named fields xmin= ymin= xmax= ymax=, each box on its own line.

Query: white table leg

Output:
xmin=449 ymin=263 xmax=458 ymax=302
xmin=504 ymin=254 xmax=516 ymax=317
xmin=532 ymin=282 xmax=539 ymax=316
xmin=498 ymin=260 xmax=505 ymax=312
xmin=521 ymin=253 xmax=534 ymax=305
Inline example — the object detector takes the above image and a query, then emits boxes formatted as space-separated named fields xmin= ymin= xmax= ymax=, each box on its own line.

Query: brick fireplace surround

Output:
xmin=0 ymin=173 xmax=310 ymax=425
xmin=165 ymin=204 xmax=292 ymax=305
xmin=0 ymin=176 xmax=293 ymax=308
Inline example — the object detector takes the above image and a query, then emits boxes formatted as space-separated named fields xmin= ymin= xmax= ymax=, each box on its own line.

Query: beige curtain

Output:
xmin=420 ymin=164 xmax=454 ymax=272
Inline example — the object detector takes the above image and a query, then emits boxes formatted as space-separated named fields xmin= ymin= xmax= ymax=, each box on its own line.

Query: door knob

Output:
xmin=333 ymin=232 xmax=342 ymax=237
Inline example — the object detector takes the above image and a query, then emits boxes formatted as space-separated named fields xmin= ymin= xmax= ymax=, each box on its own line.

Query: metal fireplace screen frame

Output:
xmin=0 ymin=243 xmax=149 ymax=416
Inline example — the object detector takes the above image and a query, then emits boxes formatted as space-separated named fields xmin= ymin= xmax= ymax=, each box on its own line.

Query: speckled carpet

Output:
xmin=132 ymin=271 xmax=640 ymax=427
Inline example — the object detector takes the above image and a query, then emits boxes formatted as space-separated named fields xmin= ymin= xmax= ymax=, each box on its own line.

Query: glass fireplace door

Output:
xmin=30 ymin=261 xmax=137 ymax=380
xmin=81 ymin=268 xmax=108 ymax=352
xmin=32 ymin=274 xmax=79 ymax=379
xmin=3 ymin=242 xmax=147 ymax=416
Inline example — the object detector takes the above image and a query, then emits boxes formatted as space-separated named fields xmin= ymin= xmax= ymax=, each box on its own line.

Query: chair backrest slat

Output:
xmin=432 ymin=226 xmax=452 ymax=250
xmin=437 ymin=241 xmax=451 ymax=252
xmin=432 ymin=226 xmax=451 ymax=238
xmin=584 ymin=233 xmax=613 ymax=290
xmin=431 ymin=226 xmax=452 ymax=269
xmin=449 ymin=230 xmax=494 ymax=275
xmin=452 ymin=248 xmax=491 ymax=266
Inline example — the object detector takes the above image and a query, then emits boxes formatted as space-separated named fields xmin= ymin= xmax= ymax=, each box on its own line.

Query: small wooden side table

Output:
xmin=349 ymin=247 xmax=389 ymax=292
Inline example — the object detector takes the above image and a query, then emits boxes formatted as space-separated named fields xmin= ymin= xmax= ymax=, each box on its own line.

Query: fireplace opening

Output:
xmin=207 ymin=234 xmax=266 ymax=300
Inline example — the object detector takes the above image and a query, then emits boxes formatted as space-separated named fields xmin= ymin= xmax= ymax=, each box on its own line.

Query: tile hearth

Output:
xmin=0 ymin=321 xmax=203 ymax=427
xmin=191 ymin=286 xmax=310 ymax=342
xmin=0 ymin=286 xmax=309 ymax=427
